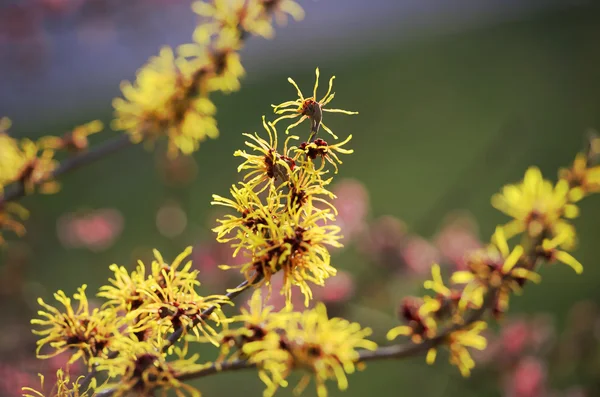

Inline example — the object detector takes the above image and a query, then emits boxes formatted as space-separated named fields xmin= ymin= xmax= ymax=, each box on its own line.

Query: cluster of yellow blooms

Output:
xmin=213 ymin=68 xmax=357 ymax=306
xmin=0 ymin=117 xmax=104 ymax=243
xmin=112 ymin=0 xmax=303 ymax=157
xmin=0 ymin=0 xmax=302 ymax=246
xmin=218 ymin=290 xmax=377 ymax=397
xmin=386 ymin=144 xmax=600 ymax=376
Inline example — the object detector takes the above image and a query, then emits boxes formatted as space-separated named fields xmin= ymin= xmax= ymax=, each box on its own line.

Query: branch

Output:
xmin=0 ymin=135 xmax=133 ymax=205
xmin=164 ymin=273 xmax=262 ymax=349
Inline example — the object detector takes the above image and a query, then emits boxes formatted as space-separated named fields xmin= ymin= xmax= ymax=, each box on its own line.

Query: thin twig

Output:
xmin=0 ymin=135 xmax=133 ymax=205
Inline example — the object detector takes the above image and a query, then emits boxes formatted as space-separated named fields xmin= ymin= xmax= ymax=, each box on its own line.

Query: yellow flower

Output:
xmin=0 ymin=126 xmax=26 ymax=191
xmin=285 ymin=303 xmax=377 ymax=397
xmin=559 ymin=152 xmax=600 ymax=196
xmin=540 ymin=229 xmax=583 ymax=274
xmin=220 ymin=292 xmax=376 ymax=397
xmin=212 ymin=184 xmax=282 ymax=256
xmin=94 ymin=338 xmax=206 ymax=397
xmin=112 ymin=46 xmax=218 ymax=156
xmin=218 ymin=289 xmax=294 ymax=391
xmin=179 ymin=31 xmax=246 ymax=94
xmin=31 ymin=285 xmax=118 ymax=366
xmin=98 ymin=247 xmax=200 ymax=312
xmin=0 ymin=130 xmax=59 ymax=195
xmin=261 ymin=0 xmax=305 ymax=26
xmin=222 ymin=205 xmax=342 ymax=306
xmin=234 ymin=116 xmax=299 ymax=189
xmin=425 ymin=321 xmax=487 ymax=377
xmin=296 ymin=135 xmax=353 ymax=174
xmin=192 ymin=0 xmax=269 ymax=43
xmin=38 ymin=120 xmax=103 ymax=152
xmin=22 ymin=368 xmax=96 ymax=397
xmin=451 ymin=227 xmax=540 ymax=314
xmin=285 ymin=159 xmax=336 ymax=214
xmin=491 ymin=166 xmax=579 ymax=241
xmin=419 ymin=264 xmax=463 ymax=321
xmin=130 ymin=280 xmax=230 ymax=346
xmin=386 ymin=297 xmax=438 ymax=344
xmin=0 ymin=202 xmax=29 ymax=244
xmin=272 ymin=67 xmax=358 ymax=139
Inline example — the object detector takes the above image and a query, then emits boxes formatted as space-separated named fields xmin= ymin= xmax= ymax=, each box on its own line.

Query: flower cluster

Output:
xmin=22 ymin=368 xmax=95 ymax=397
xmin=212 ymin=67 xmax=357 ymax=306
xmin=386 ymin=149 xmax=597 ymax=377
xmin=0 ymin=118 xmax=60 ymax=196
xmin=28 ymin=247 xmax=228 ymax=396
xmin=217 ymin=290 xmax=377 ymax=397
xmin=113 ymin=0 xmax=304 ymax=157
xmin=0 ymin=117 xmax=106 ymax=244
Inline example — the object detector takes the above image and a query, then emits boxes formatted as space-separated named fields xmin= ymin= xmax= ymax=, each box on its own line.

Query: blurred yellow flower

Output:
xmin=451 ymin=227 xmax=540 ymax=314
xmin=94 ymin=337 xmax=206 ymax=397
xmin=38 ymin=120 xmax=104 ymax=152
xmin=112 ymin=46 xmax=218 ymax=156
xmin=559 ymin=152 xmax=600 ymax=197
xmin=0 ymin=202 xmax=29 ymax=244
xmin=425 ymin=321 xmax=487 ymax=377
xmin=0 ymin=129 xmax=59 ymax=195
xmin=22 ymin=368 xmax=96 ymax=397
xmin=219 ymin=291 xmax=375 ymax=397
xmin=492 ymin=167 xmax=578 ymax=243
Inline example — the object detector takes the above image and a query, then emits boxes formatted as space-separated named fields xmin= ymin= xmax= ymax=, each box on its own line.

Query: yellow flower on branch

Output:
xmin=261 ymin=0 xmax=305 ymax=26
xmin=178 ymin=30 xmax=246 ymax=94
xmin=221 ymin=205 xmax=342 ymax=306
xmin=285 ymin=303 xmax=377 ymax=397
xmin=98 ymin=247 xmax=200 ymax=314
xmin=219 ymin=291 xmax=376 ymax=397
xmin=419 ymin=264 xmax=463 ymax=321
xmin=0 ymin=129 xmax=59 ymax=195
xmin=540 ymin=229 xmax=583 ymax=274
xmin=38 ymin=120 xmax=104 ymax=152
xmin=272 ymin=67 xmax=358 ymax=139
xmin=386 ymin=297 xmax=438 ymax=344
xmin=0 ymin=202 xmax=29 ymax=244
xmin=451 ymin=227 xmax=540 ymax=315
xmin=559 ymin=152 xmax=600 ymax=197
xmin=130 ymin=282 xmax=230 ymax=346
xmin=425 ymin=321 xmax=488 ymax=377
xmin=234 ymin=116 xmax=298 ymax=189
xmin=491 ymin=166 xmax=579 ymax=243
xmin=296 ymin=135 xmax=354 ymax=174
xmin=112 ymin=47 xmax=218 ymax=156
xmin=22 ymin=368 xmax=96 ymax=397
xmin=31 ymin=285 xmax=119 ymax=366
xmin=94 ymin=337 xmax=207 ymax=397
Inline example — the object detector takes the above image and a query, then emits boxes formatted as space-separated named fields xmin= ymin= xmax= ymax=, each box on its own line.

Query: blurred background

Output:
xmin=1 ymin=0 xmax=600 ymax=396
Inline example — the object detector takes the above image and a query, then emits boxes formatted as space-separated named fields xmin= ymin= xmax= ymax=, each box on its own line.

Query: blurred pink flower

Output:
xmin=505 ymin=357 xmax=547 ymax=397
xmin=434 ymin=211 xmax=482 ymax=270
xmin=358 ymin=215 xmax=407 ymax=270
xmin=501 ymin=320 xmax=530 ymax=357
xmin=313 ymin=270 xmax=355 ymax=304
xmin=57 ymin=208 xmax=123 ymax=252
xmin=331 ymin=179 xmax=369 ymax=244
xmin=400 ymin=235 xmax=441 ymax=275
